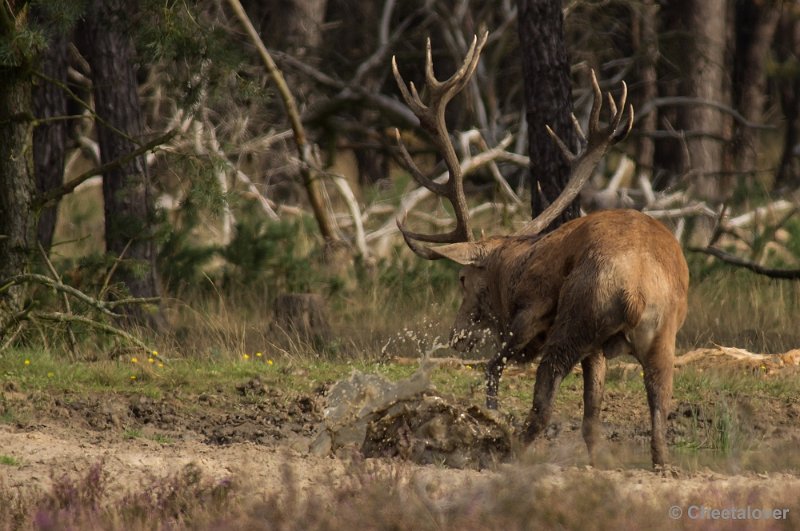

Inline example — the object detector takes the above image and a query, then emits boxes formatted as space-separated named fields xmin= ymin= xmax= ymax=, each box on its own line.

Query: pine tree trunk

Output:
xmin=730 ymin=1 xmax=781 ymax=181
xmin=77 ymin=0 xmax=161 ymax=324
xmin=683 ymin=0 xmax=730 ymax=202
xmin=32 ymin=10 xmax=70 ymax=252
xmin=775 ymin=13 xmax=800 ymax=193
xmin=516 ymin=0 xmax=577 ymax=232
xmin=634 ymin=0 xmax=659 ymax=188
xmin=0 ymin=68 xmax=35 ymax=309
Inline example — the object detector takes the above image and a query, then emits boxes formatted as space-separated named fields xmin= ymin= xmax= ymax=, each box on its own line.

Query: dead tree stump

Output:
xmin=273 ymin=293 xmax=332 ymax=345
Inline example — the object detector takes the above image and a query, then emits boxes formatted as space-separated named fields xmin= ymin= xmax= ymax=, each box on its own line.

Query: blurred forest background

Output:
xmin=1 ymin=0 xmax=800 ymax=357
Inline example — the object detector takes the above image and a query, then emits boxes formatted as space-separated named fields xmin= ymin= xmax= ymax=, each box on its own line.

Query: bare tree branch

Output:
xmin=226 ymin=0 xmax=340 ymax=243
xmin=36 ymin=130 xmax=177 ymax=208
xmin=689 ymin=246 xmax=800 ymax=280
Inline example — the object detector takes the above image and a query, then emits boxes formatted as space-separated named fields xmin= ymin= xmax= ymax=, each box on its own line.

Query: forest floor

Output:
xmin=2 ymin=350 xmax=800 ymax=529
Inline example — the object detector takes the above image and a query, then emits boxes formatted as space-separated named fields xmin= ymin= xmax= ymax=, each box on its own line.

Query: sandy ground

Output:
xmin=2 ymin=352 xmax=800 ymax=526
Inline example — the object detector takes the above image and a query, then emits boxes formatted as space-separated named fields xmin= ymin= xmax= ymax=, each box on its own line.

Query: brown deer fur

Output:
xmin=435 ymin=209 xmax=689 ymax=466
xmin=390 ymin=33 xmax=687 ymax=466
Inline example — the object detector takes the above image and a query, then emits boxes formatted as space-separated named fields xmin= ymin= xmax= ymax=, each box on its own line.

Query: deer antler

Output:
xmin=516 ymin=70 xmax=634 ymax=236
xmin=392 ymin=31 xmax=489 ymax=259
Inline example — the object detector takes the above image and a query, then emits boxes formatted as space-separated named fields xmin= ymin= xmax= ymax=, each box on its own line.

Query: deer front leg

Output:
xmin=485 ymin=346 xmax=513 ymax=409
xmin=486 ymin=311 xmax=544 ymax=409
xmin=522 ymin=344 xmax=582 ymax=444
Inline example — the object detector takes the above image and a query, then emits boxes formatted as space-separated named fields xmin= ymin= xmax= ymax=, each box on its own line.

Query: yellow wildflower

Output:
xmin=131 ymin=357 xmax=139 ymax=364
xmin=23 ymin=359 xmax=30 ymax=366
xmin=267 ymin=359 xmax=274 ymax=366
xmin=148 ymin=358 xmax=155 ymax=364
xmin=130 ymin=375 xmax=137 ymax=381
xmin=242 ymin=354 xmax=250 ymax=360
xmin=47 ymin=372 xmax=54 ymax=378
xmin=256 ymin=352 xmax=263 ymax=358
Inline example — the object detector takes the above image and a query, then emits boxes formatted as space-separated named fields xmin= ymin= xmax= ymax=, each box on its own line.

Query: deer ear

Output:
xmin=429 ymin=242 xmax=485 ymax=265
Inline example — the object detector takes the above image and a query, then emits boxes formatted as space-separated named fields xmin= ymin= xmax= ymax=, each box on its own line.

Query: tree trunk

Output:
xmin=729 ymin=1 xmax=781 ymax=182
xmin=516 ymin=0 xmax=577 ymax=232
xmin=0 ymin=69 xmax=35 ymax=310
xmin=633 ymin=0 xmax=659 ymax=190
xmin=0 ymin=4 xmax=37 ymax=313
xmin=31 ymin=7 xmax=70 ymax=252
xmin=77 ymin=0 xmax=161 ymax=323
xmin=286 ymin=0 xmax=327 ymax=56
xmin=682 ymin=0 xmax=730 ymax=202
xmin=774 ymin=12 xmax=800 ymax=193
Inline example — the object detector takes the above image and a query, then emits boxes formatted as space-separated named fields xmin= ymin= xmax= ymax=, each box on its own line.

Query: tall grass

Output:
xmin=680 ymin=263 xmax=800 ymax=352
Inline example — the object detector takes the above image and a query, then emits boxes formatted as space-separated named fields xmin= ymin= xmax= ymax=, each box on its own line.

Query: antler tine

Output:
xmin=516 ymin=70 xmax=635 ymax=237
xmin=392 ymin=56 xmax=427 ymax=115
xmin=571 ymin=113 xmax=586 ymax=144
xmin=424 ymin=32 xmax=488 ymax=105
xmin=393 ymin=129 xmax=448 ymax=196
xmin=612 ymin=104 xmax=635 ymax=143
xmin=606 ymin=92 xmax=618 ymax=118
xmin=391 ymin=32 xmax=489 ymax=259
xmin=424 ymin=38 xmax=440 ymax=90
xmin=545 ymin=124 xmax=576 ymax=163
xmin=607 ymin=80 xmax=627 ymax=133
xmin=587 ymin=70 xmax=603 ymax=134
xmin=397 ymin=214 xmax=448 ymax=260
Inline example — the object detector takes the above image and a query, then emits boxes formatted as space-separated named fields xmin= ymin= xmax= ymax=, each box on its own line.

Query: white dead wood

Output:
xmin=459 ymin=130 xmax=524 ymax=207
xmin=644 ymin=202 xmax=717 ymax=220
xmin=327 ymin=172 xmax=370 ymax=260
xmin=197 ymin=116 xmax=235 ymax=246
xmin=638 ymin=173 xmax=656 ymax=205
xmin=366 ymin=136 xmax=529 ymax=245
xmin=726 ymin=199 xmax=796 ymax=229
xmin=233 ymin=170 xmax=280 ymax=221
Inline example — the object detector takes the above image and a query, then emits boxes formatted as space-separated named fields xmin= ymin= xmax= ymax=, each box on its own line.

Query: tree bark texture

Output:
xmin=729 ymin=1 xmax=781 ymax=180
xmin=633 ymin=0 xmax=659 ymax=185
xmin=774 ymin=11 xmax=800 ymax=193
xmin=31 ymin=8 xmax=70 ymax=252
xmin=683 ymin=0 xmax=730 ymax=202
xmin=77 ymin=0 xmax=161 ymax=320
xmin=517 ymin=0 xmax=577 ymax=231
xmin=0 ymin=71 xmax=35 ymax=309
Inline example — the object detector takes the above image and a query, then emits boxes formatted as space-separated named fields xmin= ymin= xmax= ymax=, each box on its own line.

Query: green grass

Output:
xmin=681 ymin=266 xmax=800 ymax=352
xmin=122 ymin=429 xmax=142 ymax=440
xmin=0 ymin=455 xmax=20 ymax=466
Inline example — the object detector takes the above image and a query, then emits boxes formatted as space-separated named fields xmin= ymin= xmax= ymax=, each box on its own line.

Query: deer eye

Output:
xmin=459 ymin=274 xmax=466 ymax=289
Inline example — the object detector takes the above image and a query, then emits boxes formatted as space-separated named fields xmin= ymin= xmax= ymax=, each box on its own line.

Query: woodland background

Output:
xmin=1 ymin=0 xmax=799 ymax=353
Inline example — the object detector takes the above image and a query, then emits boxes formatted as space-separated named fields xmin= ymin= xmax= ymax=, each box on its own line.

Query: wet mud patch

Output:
xmin=311 ymin=361 xmax=513 ymax=469
xmin=2 ymin=382 xmax=323 ymax=446
xmin=362 ymin=395 xmax=512 ymax=468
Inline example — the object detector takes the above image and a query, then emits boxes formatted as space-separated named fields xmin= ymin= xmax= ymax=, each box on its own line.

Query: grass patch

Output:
xmin=681 ymin=266 xmax=800 ymax=352
xmin=122 ymin=429 xmax=142 ymax=440
xmin=0 ymin=455 xmax=20 ymax=466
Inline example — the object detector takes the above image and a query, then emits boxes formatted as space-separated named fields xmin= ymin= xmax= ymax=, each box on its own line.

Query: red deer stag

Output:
xmin=391 ymin=32 xmax=689 ymax=467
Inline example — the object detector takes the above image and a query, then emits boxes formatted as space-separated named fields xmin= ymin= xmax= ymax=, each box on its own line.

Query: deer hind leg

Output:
xmin=639 ymin=325 xmax=677 ymax=467
xmin=581 ymin=352 xmax=607 ymax=466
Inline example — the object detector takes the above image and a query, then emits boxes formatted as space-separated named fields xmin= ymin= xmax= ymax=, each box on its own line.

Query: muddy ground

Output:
xmin=2 ymin=357 xmax=800 ymax=527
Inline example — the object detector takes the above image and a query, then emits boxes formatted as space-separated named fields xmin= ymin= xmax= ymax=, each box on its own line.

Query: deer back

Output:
xmin=480 ymin=209 xmax=688 ymax=349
